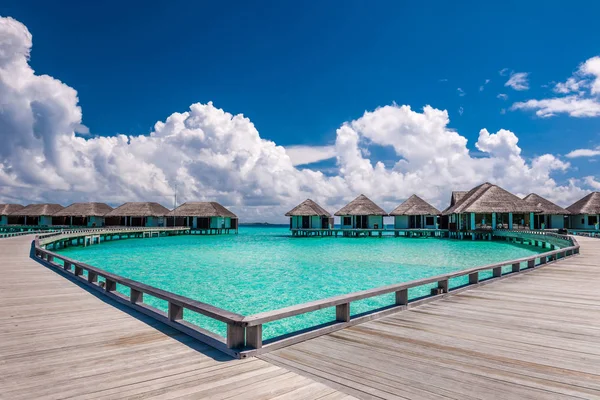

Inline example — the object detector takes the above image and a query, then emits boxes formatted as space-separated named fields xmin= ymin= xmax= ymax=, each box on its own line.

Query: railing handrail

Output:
xmin=31 ymin=227 xmax=580 ymax=357
xmin=242 ymin=232 xmax=578 ymax=326
xmin=0 ymin=230 xmax=45 ymax=238
xmin=34 ymin=233 xmax=242 ymax=324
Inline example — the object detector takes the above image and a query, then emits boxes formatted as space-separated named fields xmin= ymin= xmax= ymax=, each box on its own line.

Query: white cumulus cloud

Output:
xmin=284 ymin=145 xmax=336 ymax=166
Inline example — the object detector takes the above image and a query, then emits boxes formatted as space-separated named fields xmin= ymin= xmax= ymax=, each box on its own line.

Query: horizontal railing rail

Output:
xmin=31 ymin=228 xmax=580 ymax=358
xmin=570 ymin=230 xmax=600 ymax=238
xmin=37 ymin=227 xmax=190 ymax=246
xmin=0 ymin=230 xmax=44 ymax=239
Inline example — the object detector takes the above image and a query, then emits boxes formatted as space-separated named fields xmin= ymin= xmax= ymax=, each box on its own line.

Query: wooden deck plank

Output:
xmin=0 ymin=235 xmax=351 ymax=400
xmin=263 ymin=236 xmax=600 ymax=400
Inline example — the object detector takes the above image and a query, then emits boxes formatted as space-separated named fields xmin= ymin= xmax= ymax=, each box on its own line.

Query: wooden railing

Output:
xmin=570 ymin=230 xmax=600 ymax=238
xmin=33 ymin=230 xmax=246 ymax=359
xmin=0 ymin=230 xmax=44 ymax=239
xmin=37 ymin=226 xmax=189 ymax=247
xmin=32 ymin=229 xmax=580 ymax=358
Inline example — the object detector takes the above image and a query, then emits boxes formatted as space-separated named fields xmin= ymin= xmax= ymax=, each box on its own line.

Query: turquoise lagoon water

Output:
xmin=56 ymin=227 xmax=544 ymax=340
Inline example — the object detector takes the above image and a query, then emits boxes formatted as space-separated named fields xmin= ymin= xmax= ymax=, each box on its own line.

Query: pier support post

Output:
xmin=227 ymin=324 xmax=245 ymax=349
xmin=336 ymin=303 xmax=350 ymax=322
xmin=246 ymin=325 xmax=262 ymax=349
xmin=168 ymin=302 xmax=183 ymax=321
xmin=395 ymin=289 xmax=408 ymax=306
xmin=130 ymin=289 xmax=143 ymax=303
xmin=105 ymin=279 xmax=116 ymax=292
xmin=469 ymin=272 xmax=479 ymax=284
xmin=512 ymin=263 xmax=520 ymax=273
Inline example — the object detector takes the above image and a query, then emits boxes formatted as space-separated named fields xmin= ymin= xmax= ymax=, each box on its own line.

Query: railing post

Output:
xmin=63 ymin=261 xmax=71 ymax=271
xmin=395 ymin=289 xmax=408 ymax=306
xmin=168 ymin=302 xmax=183 ymax=321
xmin=469 ymin=272 xmax=479 ymax=284
xmin=227 ymin=324 xmax=245 ymax=349
xmin=527 ymin=259 xmax=535 ymax=268
xmin=130 ymin=289 xmax=143 ymax=303
xmin=47 ymin=254 xmax=54 ymax=263
xmin=246 ymin=325 xmax=263 ymax=349
xmin=438 ymin=279 xmax=449 ymax=293
xmin=336 ymin=303 xmax=350 ymax=322
xmin=105 ymin=278 xmax=116 ymax=292
xmin=512 ymin=263 xmax=520 ymax=273
xmin=74 ymin=265 xmax=83 ymax=276
xmin=493 ymin=266 xmax=502 ymax=277
xmin=539 ymin=255 xmax=547 ymax=265
xmin=88 ymin=271 xmax=98 ymax=283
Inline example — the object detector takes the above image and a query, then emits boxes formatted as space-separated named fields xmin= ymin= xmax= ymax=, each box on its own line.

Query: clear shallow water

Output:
xmin=56 ymin=227 xmax=544 ymax=340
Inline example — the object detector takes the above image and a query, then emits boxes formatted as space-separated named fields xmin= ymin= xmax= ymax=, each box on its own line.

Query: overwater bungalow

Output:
xmin=104 ymin=202 xmax=169 ymax=227
xmin=566 ymin=192 xmax=600 ymax=230
xmin=442 ymin=182 xmax=540 ymax=230
xmin=167 ymin=202 xmax=238 ymax=233
xmin=335 ymin=194 xmax=387 ymax=229
xmin=53 ymin=202 xmax=114 ymax=227
xmin=0 ymin=204 xmax=24 ymax=225
xmin=522 ymin=193 xmax=570 ymax=229
xmin=285 ymin=199 xmax=333 ymax=230
xmin=10 ymin=204 xmax=65 ymax=226
xmin=389 ymin=195 xmax=440 ymax=229
xmin=439 ymin=191 xmax=468 ymax=229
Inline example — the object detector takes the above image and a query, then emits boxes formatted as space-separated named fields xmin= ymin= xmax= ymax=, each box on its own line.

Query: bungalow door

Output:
xmin=356 ymin=215 xmax=368 ymax=229
xmin=302 ymin=216 xmax=310 ymax=229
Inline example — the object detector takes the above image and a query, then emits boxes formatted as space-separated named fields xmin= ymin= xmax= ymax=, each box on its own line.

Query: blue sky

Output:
xmin=1 ymin=1 xmax=599 ymax=220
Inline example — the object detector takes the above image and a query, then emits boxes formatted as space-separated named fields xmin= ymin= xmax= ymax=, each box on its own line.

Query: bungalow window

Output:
xmin=425 ymin=216 xmax=435 ymax=226
xmin=589 ymin=216 xmax=598 ymax=225
xmin=343 ymin=216 xmax=352 ymax=226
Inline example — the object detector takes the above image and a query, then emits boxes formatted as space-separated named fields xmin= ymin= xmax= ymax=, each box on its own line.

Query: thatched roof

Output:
xmin=0 ymin=204 xmax=24 ymax=216
xmin=285 ymin=199 xmax=331 ymax=217
xmin=105 ymin=202 xmax=170 ymax=217
xmin=441 ymin=191 xmax=468 ymax=214
xmin=450 ymin=191 xmax=467 ymax=207
xmin=53 ymin=202 xmax=114 ymax=217
xmin=523 ymin=194 xmax=570 ymax=215
xmin=167 ymin=202 xmax=237 ymax=218
xmin=11 ymin=204 xmax=64 ymax=216
xmin=334 ymin=194 xmax=388 ymax=216
xmin=567 ymin=192 xmax=600 ymax=215
xmin=389 ymin=195 xmax=440 ymax=216
xmin=442 ymin=182 xmax=540 ymax=215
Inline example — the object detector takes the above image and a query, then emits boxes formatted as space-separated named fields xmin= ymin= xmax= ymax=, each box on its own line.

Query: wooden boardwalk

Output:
xmin=262 ymin=236 xmax=600 ymax=400
xmin=2 ymin=234 xmax=600 ymax=399
xmin=0 ymin=236 xmax=352 ymax=400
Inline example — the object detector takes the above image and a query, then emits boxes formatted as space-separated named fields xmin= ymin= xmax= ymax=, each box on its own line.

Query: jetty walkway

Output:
xmin=0 ymin=235 xmax=351 ymax=400
xmin=1 ymin=233 xmax=599 ymax=399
